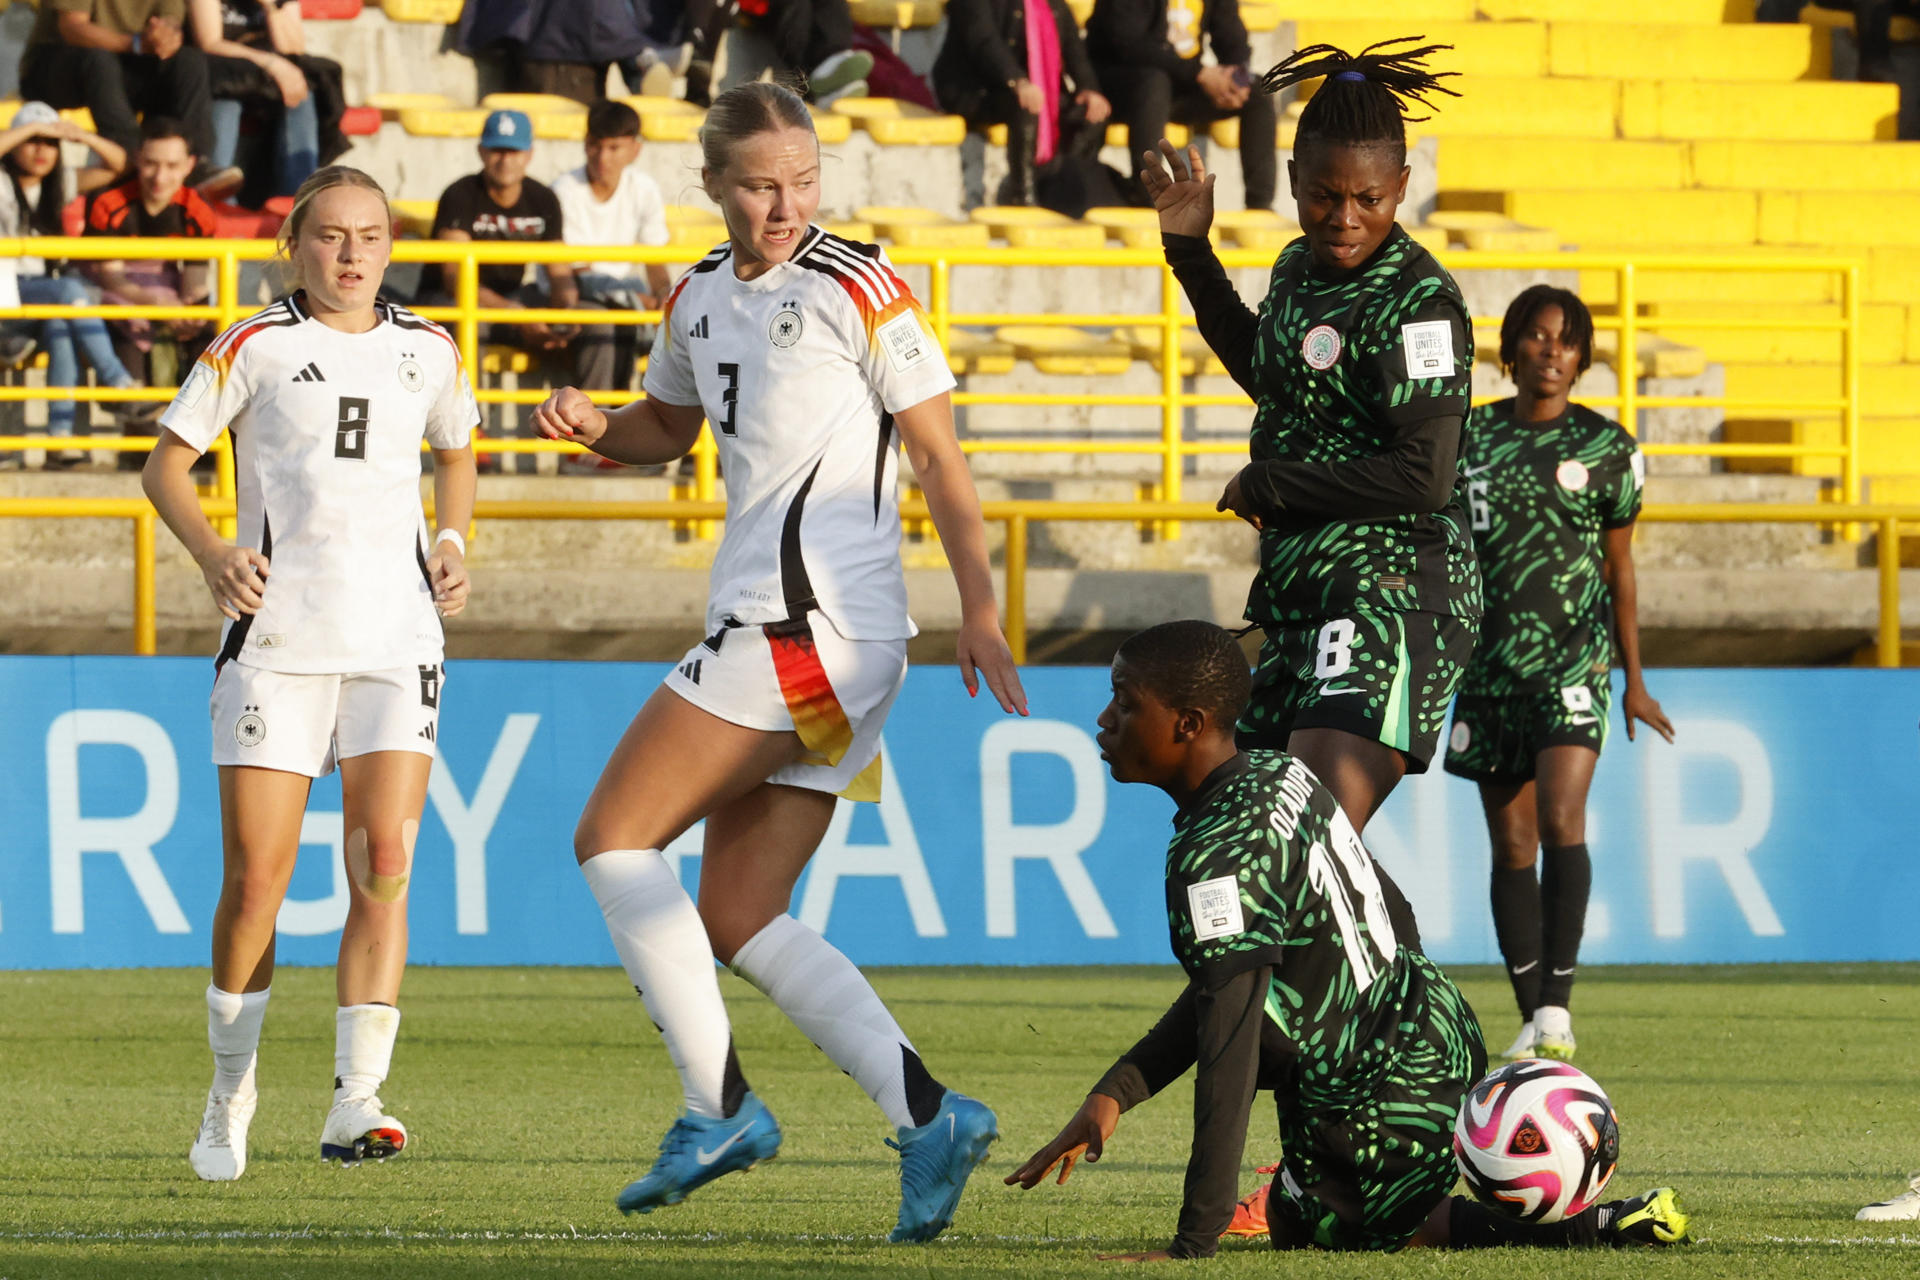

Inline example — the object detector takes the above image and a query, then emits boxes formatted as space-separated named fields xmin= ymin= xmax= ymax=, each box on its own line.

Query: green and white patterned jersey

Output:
xmin=1165 ymin=750 xmax=1433 ymax=1110
xmin=1243 ymin=225 xmax=1479 ymax=627
xmin=1458 ymin=399 xmax=1644 ymax=695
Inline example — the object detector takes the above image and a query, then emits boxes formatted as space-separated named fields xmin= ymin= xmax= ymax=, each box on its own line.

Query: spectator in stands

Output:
xmin=933 ymin=0 xmax=1111 ymax=209
xmin=453 ymin=0 xmax=653 ymax=105
xmin=18 ymin=0 xmax=217 ymax=177
xmin=550 ymin=100 xmax=671 ymax=392
xmin=82 ymin=116 xmax=218 ymax=468
xmin=431 ymin=109 xmax=614 ymax=463
xmin=1085 ymin=0 xmax=1275 ymax=210
xmin=188 ymin=0 xmax=350 ymax=207
xmin=0 ymin=103 xmax=140 ymax=470
xmin=741 ymin=0 xmax=873 ymax=105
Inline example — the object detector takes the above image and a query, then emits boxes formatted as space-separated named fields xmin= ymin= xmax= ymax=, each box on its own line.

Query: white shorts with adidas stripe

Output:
xmin=211 ymin=661 xmax=445 ymax=777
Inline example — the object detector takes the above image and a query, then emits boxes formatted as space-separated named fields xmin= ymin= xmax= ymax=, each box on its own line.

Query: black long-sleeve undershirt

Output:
xmin=1162 ymin=232 xmax=1464 ymax=525
xmin=1091 ymin=967 xmax=1272 ymax=1259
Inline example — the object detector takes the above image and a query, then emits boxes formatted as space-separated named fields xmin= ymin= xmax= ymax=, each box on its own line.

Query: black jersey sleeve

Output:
xmin=1162 ymin=233 xmax=1258 ymax=392
xmin=1092 ymin=981 xmax=1199 ymax=1111
xmin=1362 ymin=291 xmax=1473 ymax=428
xmin=1232 ymin=410 xmax=1463 ymax=522
xmin=1167 ymin=966 xmax=1268 ymax=1260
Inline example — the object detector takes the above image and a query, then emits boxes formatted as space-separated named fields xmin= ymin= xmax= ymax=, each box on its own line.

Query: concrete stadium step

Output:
xmin=1691 ymin=140 xmax=1920 ymax=189
xmin=1291 ymin=20 xmax=1548 ymax=78
xmin=1576 ymin=245 xmax=1846 ymax=305
xmin=1864 ymin=475 xmax=1920 ymax=565
xmin=1761 ymin=192 xmax=1920 ymax=246
xmin=1438 ymin=137 xmax=1690 ymax=191
xmin=1443 ymin=188 xmax=1760 ymax=246
xmin=1724 ymin=416 xmax=1920 ymax=479
xmin=1641 ymin=301 xmax=1909 ymax=365
xmin=1408 ymin=77 xmax=1621 ymax=139
xmin=1548 ymin=21 xmax=1829 ymax=81
xmin=1620 ymin=78 xmax=1900 ymax=141
xmin=1478 ymin=0 xmax=1751 ymax=22
xmin=1868 ymin=247 xmax=1920 ymax=302
xmin=1258 ymin=0 xmax=1476 ymax=19
xmin=1724 ymin=360 xmax=1920 ymax=416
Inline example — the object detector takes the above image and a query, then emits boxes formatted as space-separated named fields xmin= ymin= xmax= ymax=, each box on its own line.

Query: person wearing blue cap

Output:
xmin=430 ymin=108 xmax=615 ymax=461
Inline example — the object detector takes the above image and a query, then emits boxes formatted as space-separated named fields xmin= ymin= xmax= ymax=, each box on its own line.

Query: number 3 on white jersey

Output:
xmin=1304 ymin=810 xmax=1398 ymax=994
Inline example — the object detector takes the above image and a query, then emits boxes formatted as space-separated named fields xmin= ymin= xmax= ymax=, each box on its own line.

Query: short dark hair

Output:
xmin=1260 ymin=38 xmax=1460 ymax=167
xmin=1499 ymin=285 xmax=1595 ymax=377
xmin=587 ymin=100 xmax=641 ymax=141
xmin=138 ymin=116 xmax=195 ymax=153
xmin=1114 ymin=621 xmax=1252 ymax=729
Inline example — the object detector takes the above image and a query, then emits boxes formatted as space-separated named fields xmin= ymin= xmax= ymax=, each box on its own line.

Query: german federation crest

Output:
xmin=770 ymin=308 xmax=803 ymax=348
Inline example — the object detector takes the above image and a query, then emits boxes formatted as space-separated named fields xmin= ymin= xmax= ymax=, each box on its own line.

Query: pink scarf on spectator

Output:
xmin=1025 ymin=0 xmax=1063 ymax=165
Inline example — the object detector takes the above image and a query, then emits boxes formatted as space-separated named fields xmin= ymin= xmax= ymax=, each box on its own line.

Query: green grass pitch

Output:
xmin=2 ymin=964 xmax=1916 ymax=1278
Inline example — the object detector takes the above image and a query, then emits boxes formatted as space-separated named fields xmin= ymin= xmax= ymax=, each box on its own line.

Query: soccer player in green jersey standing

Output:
xmin=1006 ymin=621 xmax=1690 ymax=1258
xmin=1142 ymin=39 xmax=1479 ymax=837
xmin=1444 ymin=287 xmax=1674 ymax=1063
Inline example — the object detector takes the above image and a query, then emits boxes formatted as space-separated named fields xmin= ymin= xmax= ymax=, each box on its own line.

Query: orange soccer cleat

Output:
xmin=1224 ymin=1166 xmax=1279 ymax=1237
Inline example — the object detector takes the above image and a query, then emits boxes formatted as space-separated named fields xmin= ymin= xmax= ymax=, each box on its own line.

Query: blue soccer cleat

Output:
xmin=887 ymin=1090 xmax=999 ymax=1243
xmin=615 ymin=1092 xmax=782 ymax=1214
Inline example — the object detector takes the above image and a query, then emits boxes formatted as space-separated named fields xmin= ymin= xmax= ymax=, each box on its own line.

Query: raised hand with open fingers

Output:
xmin=1139 ymin=141 xmax=1214 ymax=240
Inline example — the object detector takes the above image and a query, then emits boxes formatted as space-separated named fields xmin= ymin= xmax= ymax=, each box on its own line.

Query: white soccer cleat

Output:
xmin=1533 ymin=1005 xmax=1576 ymax=1061
xmin=1857 ymin=1174 xmax=1920 ymax=1222
xmin=1500 ymin=1020 xmax=1537 ymax=1059
xmin=190 ymin=1080 xmax=258 ymax=1181
xmin=320 ymin=1093 xmax=408 ymax=1166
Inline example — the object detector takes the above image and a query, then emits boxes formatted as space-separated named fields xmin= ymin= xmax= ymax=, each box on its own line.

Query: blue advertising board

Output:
xmin=0 ymin=657 xmax=1914 ymax=968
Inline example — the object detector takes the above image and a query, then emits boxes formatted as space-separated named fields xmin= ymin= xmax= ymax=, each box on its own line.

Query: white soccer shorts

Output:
xmin=663 ymin=613 xmax=906 ymax=801
xmin=211 ymin=661 xmax=445 ymax=778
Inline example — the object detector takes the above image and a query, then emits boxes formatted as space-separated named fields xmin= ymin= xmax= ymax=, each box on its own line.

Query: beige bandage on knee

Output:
xmin=346 ymin=819 xmax=416 ymax=903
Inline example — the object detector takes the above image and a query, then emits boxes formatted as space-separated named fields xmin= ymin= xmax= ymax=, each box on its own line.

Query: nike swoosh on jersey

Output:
xmin=1460 ymin=462 xmax=1494 ymax=477
xmin=1510 ymin=961 xmax=1539 ymax=975
xmin=1319 ymin=683 xmax=1364 ymax=696
xmin=695 ymin=1129 xmax=751 ymax=1166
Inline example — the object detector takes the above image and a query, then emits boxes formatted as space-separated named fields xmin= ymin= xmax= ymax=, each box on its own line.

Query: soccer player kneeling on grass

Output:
xmin=1005 ymin=620 xmax=1692 ymax=1258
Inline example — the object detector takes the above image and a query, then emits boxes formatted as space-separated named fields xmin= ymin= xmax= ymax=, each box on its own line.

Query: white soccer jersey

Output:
xmin=160 ymin=293 xmax=479 ymax=675
xmin=642 ymin=227 xmax=956 ymax=640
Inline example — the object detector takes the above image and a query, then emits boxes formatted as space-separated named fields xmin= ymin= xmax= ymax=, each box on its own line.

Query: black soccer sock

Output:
xmin=1538 ymin=843 xmax=1592 ymax=1010
xmin=1447 ymin=1196 xmax=1602 ymax=1249
xmin=901 ymin=1047 xmax=947 ymax=1128
xmin=1490 ymin=863 xmax=1543 ymax=1018
xmin=719 ymin=1040 xmax=749 ymax=1119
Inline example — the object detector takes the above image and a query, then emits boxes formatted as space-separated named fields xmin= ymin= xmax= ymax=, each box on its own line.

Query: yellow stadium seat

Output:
xmin=831 ymin=97 xmax=967 ymax=146
xmin=1292 ymin=21 xmax=1547 ymax=79
xmin=399 ymin=107 xmax=490 ymax=138
xmin=946 ymin=327 xmax=1018 ymax=376
xmin=1112 ymin=326 xmax=1228 ymax=377
xmin=1691 ymin=139 xmax=1920 ymax=190
xmin=1724 ymin=361 xmax=1920 ymax=420
xmin=1438 ymin=138 xmax=1689 ymax=191
xmin=380 ymin=0 xmax=465 ymax=21
xmin=809 ymin=106 xmax=853 ymax=144
xmin=1479 ymin=0 xmax=1733 ymax=20
xmin=1272 ymin=0 xmax=1474 ymax=18
xmin=1578 ymin=246 xmax=1842 ymax=306
xmin=968 ymin=206 xmax=1105 ymax=249
xmin=1868 ymin=247 xmax=1920 ymax=304
xmin=1404 ymin=76 xmax=1620 ymax=140
xmin=1621 ymin=79 xmax=1898 ymax=142
xmin=858 ymin=206 xmax=992 ymax=246
xmin=1107 ymin=121 xmax=1188 ymax=149
xmin=664 ymin=204 xmax=723 ymax=248
xmin=0 ymin=101 xmax=97 ymax=132
xmin=1085 ymin=207 xmax=1162 ymax=249
xmin=480 ymin=93 xmax=587 ymax=115
xmin=821 ymin=220 xmax=875 ymax=241
xmin=1403 ymin=225 xmax=1451 ymax=257
xmin=390 ymin=198 xmax=437 ymax=238
xmin=1723 ymin=415 xmax=1920 ymax=480
xmin=1548 ymin=21 xmax=1826 ymax=82
xmin=1446 ymin=189 xmax=1758 ymax=248
xmin=1213 ymin=209 xmax=1297 ymax=253
xmin=847 ymin=0 xmax=943 ymax=26
xmin=1592 ymin=331 xmax=1708 ymax=381
xmin=1908 ymin=305 xmax=1920 ymax=361
xmin=1240 ymin=3 xmax=1281 ymax=32
xmin=1759 ymin=192 xmax=1920 ymax=247
xmin=1065 ymin=0 xmax=1093 ymax=24
xmin=995 ymin=325 xmax=1134 ymax=376
xmin=480 ymin=346 xmax=536 ymax=376
xmin=620 ymin=96 xmax=707 ymax=142
xmin=1643 ymin=301 xmax=1907 ymax=366
xmin=367 ymin=92 xmax=451 ymax=122
xmin=532 ymin=113 xmax=587 ymax=141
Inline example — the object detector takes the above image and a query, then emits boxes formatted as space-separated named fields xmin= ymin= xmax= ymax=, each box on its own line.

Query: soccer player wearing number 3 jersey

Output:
xmin=142 ymin=167 xmax=479 ymax=1182
xmin=1004 ymin=622 xmax=1690 ymax=1258
xmin=530 ymin=82 xmax=1028 ymax=1243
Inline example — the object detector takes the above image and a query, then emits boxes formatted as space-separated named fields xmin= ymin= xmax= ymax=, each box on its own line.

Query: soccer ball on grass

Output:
xmin=1452 ymin=1058 xmax=1620 ymax=1222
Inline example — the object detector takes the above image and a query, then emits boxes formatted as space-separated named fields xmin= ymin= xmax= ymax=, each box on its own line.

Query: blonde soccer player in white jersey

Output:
xmin=531 ymin=81 xmax=1027 ymax=1242
xmin=142 ymin=166 xmax=479 ymax=1182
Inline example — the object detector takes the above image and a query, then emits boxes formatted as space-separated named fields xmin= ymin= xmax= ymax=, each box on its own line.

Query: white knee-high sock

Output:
xmin=730 ymin=914 xmax=933 ymax=1130
xmin=334 ymin=1004 xmax=401 ymax=1102
xmin=582 ymin=849 xmax=737 ymax=1119
xmin=207 ymin=984 xmax=269 ymax=1095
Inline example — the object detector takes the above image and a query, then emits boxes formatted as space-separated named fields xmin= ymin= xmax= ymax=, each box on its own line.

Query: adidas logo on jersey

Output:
xmin=291 ymin=362 xmax=326 ymax=383
xmin=689 ymin=315 xmax=710 ymax=339
xmin=677 ymin=658 xmax=703 ymax=684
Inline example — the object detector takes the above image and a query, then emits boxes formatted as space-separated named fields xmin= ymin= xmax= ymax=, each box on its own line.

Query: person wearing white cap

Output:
xmin=0 ymin=102 xmax=140 ymax=469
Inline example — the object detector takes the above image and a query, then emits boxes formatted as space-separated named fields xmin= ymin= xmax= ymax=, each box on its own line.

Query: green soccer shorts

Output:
xmin=1239 ymin=610 xmax=1478 ymax=772
xmin=1442 ymin=678 xmax=1612 ymax=785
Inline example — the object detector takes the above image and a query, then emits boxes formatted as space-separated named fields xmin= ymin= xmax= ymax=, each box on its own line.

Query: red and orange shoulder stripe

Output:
xmin=661 ymin=243 xmax=731 ymax=340
xmin=792 ymin=229 xmax=930 ymax=343
xmin=195 ymin=297 xmax=302 ymax=388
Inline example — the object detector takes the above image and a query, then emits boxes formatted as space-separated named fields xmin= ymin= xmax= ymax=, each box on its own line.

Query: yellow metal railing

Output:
xmin=0 ymin=238 xmax=1866 ymax=521
xmin=3 ymin=497 xmax=1911 ymax=667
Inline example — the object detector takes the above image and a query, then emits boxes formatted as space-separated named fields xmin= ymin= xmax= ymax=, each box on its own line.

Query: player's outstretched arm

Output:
xmin=142 ymin=430 xmax=269 ymax=622
xmin=531 ymin=386 xmax=706 ymax=467
xmin=427 ymin=443 xmax=477 ymax=617
xmin=1602 ymin=523 xmax=1673 ymax=743
xmin=895 ymin=392 xmax=1029 ymax=716
xmin=1004 ymin=1092 xmax=1120 ymax=1190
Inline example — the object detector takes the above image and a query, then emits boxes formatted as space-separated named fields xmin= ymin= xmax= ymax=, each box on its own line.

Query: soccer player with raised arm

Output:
xmin=1444 ymin=287 xmax=1673 ymax=1062
xmin=142 ymin=166 xmax=479 ymax=1180
xmin=1006 ymin=621 xmax=1691 ymax=1259
xmin=529 ymin=81 xmax=1026 ymax=1243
